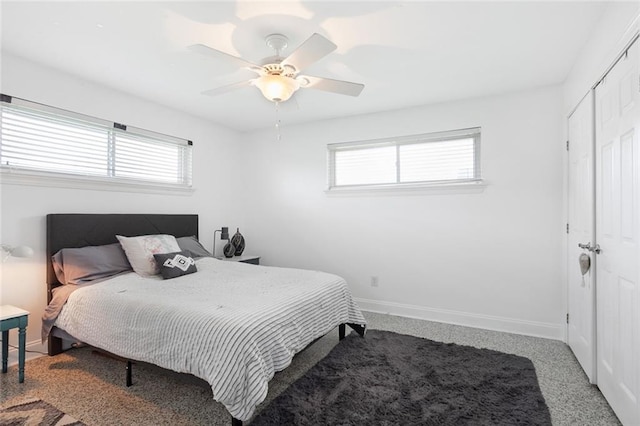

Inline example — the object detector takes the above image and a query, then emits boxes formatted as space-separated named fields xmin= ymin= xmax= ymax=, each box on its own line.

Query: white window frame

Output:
xmin=327 ymin=127 xmax=483 ymax=193
xmin=0 ymin=95 xmax=193 ymax=194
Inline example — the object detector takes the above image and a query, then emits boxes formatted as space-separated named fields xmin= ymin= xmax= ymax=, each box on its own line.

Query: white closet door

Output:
xmin=595 ymin=38 xmax=640 ymax=426
xmin=567 ymin=91 xmax=596 ymax=383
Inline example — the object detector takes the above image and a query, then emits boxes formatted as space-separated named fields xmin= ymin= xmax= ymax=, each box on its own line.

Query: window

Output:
xmin=327 ymin=127 xmax=481 ymax=190
xmin=0 ymin=95 xmax=192 ymax=190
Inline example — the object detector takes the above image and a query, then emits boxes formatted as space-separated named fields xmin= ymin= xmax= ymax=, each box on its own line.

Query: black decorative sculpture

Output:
xmin=231 ymin=228 xmax=245 ymax=256
xmin=223 ymin=240 xmax=235 ymax=258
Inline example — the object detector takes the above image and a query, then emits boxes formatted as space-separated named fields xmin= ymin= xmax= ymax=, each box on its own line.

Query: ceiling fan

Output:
xmin=189 ymin=33 xmax=364 ymax=103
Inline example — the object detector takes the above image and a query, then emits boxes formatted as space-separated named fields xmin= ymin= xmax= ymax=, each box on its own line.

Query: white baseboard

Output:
xmin=355 ymin=297 xmax=564 ymax=341
xmin=5 ymin=339 xmax=46 ymax=368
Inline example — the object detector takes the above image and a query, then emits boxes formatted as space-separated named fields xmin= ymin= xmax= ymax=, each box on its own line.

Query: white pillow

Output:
xmin=116 ymin=234 xmax=181 ymax=276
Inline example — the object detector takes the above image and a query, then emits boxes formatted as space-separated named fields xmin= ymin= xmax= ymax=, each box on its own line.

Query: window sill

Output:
xmin=0 ymin=169 xmax=194 ymax=196
xmin=324 ymin=180 xmax=487 ymax=196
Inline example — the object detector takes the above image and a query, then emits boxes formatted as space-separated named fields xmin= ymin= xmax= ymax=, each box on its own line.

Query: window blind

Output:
xmin=0 ymin=96 xmax=192 ymax=189
xmin=328 ymin=128 xmax=481 ymax=190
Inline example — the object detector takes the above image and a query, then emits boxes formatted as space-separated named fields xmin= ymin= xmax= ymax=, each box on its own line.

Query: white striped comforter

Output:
xmin=54 ymin=258 xmax=366 ymax=421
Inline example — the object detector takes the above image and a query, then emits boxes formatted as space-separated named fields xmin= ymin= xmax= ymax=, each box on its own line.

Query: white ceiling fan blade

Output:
xmin=188 ymin=44 xmax=262 ymax=73
xmin=302 ymin=75 xmax=364 ymax=97
xmin=201 ymin=80 xmax=253 ymax=97
xmin=281 ymin=33 xmax=337 ymax=72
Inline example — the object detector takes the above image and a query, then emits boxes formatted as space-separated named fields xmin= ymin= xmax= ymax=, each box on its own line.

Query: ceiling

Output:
xmin=1 ymin=1 xmax=608 ymax=132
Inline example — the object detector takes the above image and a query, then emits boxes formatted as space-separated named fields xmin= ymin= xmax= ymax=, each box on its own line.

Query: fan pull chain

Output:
xmin=274 ymin=101 xmax=282 ymax=141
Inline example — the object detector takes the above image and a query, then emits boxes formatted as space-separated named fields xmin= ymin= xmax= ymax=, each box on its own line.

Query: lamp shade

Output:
xmin=11 ymin=246 xmax=34 ymax=257
xmin=254 ymin=74 xmax=300 ymax=102
xmin=1 ymin=244 xmax=34 ymax=261
xmin=220 ymin=227 xmax=229 ymax=240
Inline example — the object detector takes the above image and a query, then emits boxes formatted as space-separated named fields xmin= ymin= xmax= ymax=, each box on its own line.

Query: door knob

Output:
xmin=578 ymin=242 xmax=601 ymax=254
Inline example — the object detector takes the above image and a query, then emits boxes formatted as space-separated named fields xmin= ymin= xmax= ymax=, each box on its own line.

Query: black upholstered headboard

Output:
xmin=46 ymin=214 xmax=199 ymax=295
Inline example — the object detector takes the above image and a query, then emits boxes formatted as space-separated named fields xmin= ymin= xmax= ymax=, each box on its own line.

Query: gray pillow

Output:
xmin=52 ymin=243 xmax=133 ymax=285
xmin=176 ymin=236 xmax=213 ymax=258
xmin=153 ymin=251 xmax=197 ymax=279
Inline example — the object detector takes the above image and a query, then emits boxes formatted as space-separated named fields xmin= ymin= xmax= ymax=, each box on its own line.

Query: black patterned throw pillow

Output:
xmin=153 ymin=251 xmax=197 ymax=279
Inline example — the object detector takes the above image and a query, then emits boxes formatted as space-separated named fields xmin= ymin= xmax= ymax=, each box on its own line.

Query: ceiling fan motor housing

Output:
xmin=263 ymin=63 xmax=296 ymax=78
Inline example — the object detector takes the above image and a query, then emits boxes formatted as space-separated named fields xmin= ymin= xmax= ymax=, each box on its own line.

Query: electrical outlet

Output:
xmin=370 ymin=276 xmax=379 ymax=287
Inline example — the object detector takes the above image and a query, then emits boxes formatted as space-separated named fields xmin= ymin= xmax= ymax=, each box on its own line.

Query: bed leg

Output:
xmin=126 ymin=360 xmax=132 ymax=387
xmin=231 ymin=417 xmax=242 ymax=426
xmin=348 ymin=323 xmax=366 ymax=337
xmin=48 ymin=336 xmax=63 ymax=356
xmin=339 ymin=323 xmax=365 ymax=340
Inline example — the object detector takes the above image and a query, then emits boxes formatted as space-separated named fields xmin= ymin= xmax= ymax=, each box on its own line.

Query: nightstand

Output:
xmin=1 ymin=305 xmax=29 ymax=383
xmin=220 ymin=255 xmax=260 ymax=265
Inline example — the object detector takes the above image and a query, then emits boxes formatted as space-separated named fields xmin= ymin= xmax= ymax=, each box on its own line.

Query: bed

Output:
xmin=44 ymin=214 xmax=366 ymax=425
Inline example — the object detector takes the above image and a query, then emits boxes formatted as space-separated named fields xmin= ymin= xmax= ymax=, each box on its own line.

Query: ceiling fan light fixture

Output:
xmin=192 ymin=33 xmax=363 ymax=103
xmin=254 ymin=74 xmax=300 ymax=102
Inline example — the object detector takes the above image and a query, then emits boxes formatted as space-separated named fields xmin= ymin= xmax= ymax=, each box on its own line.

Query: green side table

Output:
xmin=1 ymin=305 xmax=29 ymax=383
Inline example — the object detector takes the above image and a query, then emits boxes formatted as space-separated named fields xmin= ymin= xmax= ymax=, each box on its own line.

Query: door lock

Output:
xmin=578 ymin=242 xmax=601 ymax=254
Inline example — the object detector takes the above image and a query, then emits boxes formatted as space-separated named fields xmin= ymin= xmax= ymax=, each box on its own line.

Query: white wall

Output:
xmin=0 ymin=54 xmax=243 ymax=349
xmin=563 ymin=2 xmax=640 ymax=114
xmin=240 ymin=86 xmax=565 ymax=339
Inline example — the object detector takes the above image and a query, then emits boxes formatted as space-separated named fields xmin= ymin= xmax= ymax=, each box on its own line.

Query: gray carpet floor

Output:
xmin=0 ymin=312 xmax=620 ymax=425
